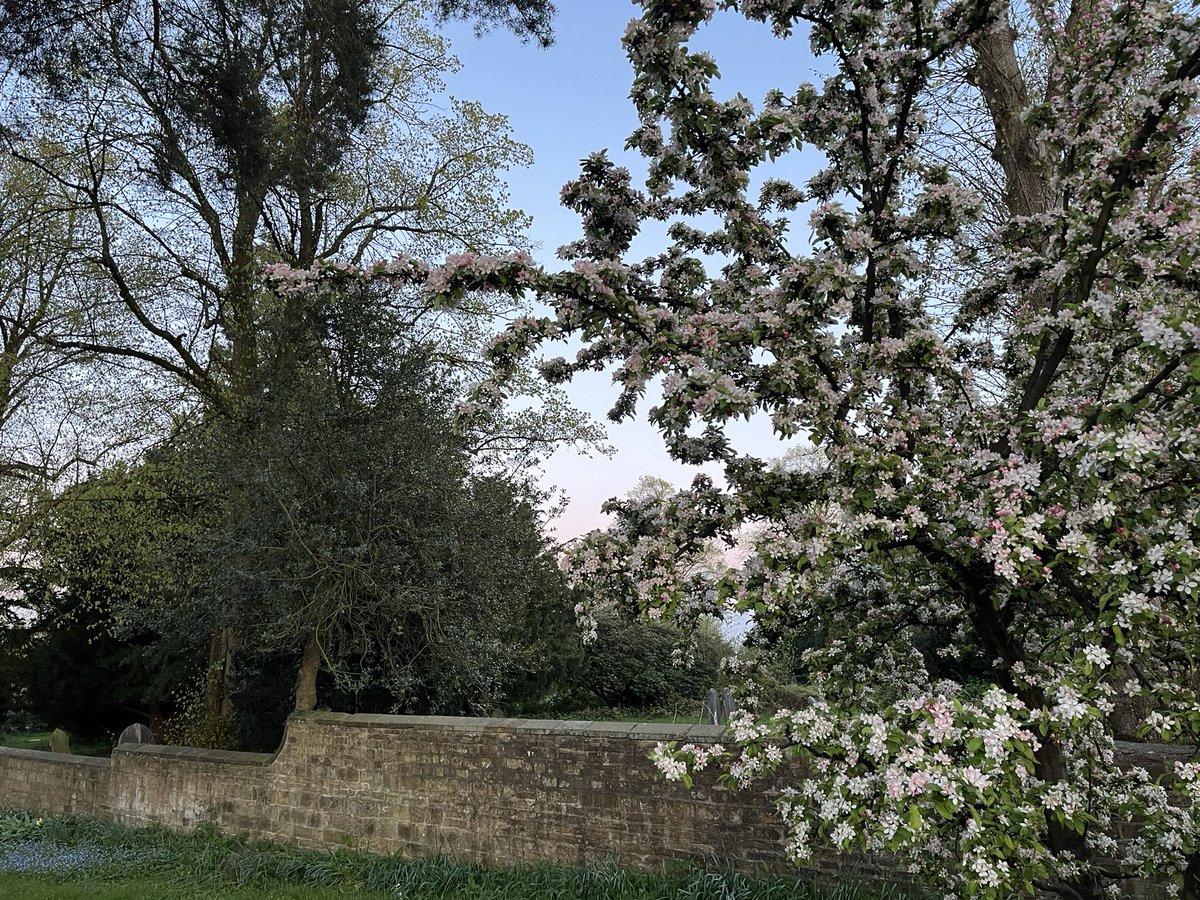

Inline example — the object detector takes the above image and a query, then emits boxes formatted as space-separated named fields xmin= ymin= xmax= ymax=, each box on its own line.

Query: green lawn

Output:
xmin=0 ymin=870 xmax=901 ymax=900
xmin=0 ymin=811 xmax=912 ymax=900
xmin=0 ymin=732 xmax=112 ymax=757
xmin=0 ymin=874 xmax=389 ymax=899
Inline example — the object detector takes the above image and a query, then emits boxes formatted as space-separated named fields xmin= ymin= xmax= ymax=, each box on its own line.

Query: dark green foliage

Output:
xmin=0 ymin=0 xmax=552 ymax=108
xmin=491 ymin=562 xmax=582 ymax=713
xmin=0 ymin=0 xmax=101 ymax=86
xmin=183 ymin=280 xmax=578 ymax=714
xmin=388 ymin=473 xmax=582 ymax=713
xmin=269 ymin=0 xmax=382 ymax=199
xmin=2 ymin=591 xmax=200 ymax=742
xmin=33 ymin=460 xmax=214 ymax=632
xmin=432 ymin=0 xmax=556 ymax=46
xmin=9 ymin=281 xmax=585 ymax=742
xmin=226 ymin=651 xmax=302 ymax=753
xmin=2 ymin=467 xmax=210 ymax=741
xmin=159 ymin=0 xmax=384 ymax=198
xmin=0 ymin=625 xmax=26 ymax=731
xmin=576 ymin=615 xmax=727 ymax=710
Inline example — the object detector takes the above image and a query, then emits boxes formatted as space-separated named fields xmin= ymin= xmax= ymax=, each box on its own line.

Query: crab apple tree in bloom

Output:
xmin=266 ymin=0 xmax=1200 ymax=895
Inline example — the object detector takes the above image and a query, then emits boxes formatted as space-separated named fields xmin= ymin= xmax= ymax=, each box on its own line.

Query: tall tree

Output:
xmin=304 ymin=0 xmax=1200 ymax=895
xmin=0 ymin=134 xmax=168 ymax=585
xmin=181 ymin=276 xmax=573 ymax=713
xmin=2 ymin=0 xmax=535 ymax=396
xmin=0 ymin=0 xmax=589 ymax=721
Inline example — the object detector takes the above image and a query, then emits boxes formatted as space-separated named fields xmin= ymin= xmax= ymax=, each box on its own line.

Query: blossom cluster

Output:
xmin=263 ymin=0 xmax=1200 ymax=894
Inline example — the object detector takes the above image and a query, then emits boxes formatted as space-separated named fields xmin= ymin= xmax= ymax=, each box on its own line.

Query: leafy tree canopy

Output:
xmin=173 ymin=277 xmax=578 ymax=714
xmin=289 ymin=0 xmax=1200 ymax=895
xmin=0 ymin=0 xmax=588 ymax=726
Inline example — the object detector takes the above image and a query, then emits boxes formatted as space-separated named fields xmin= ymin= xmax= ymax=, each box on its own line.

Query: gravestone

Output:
xmin=117 ymin=723 xmax=155 ymax=746
xmin=49 ymin=728 xmax=70 ymax=754
xmin=705 ymin=688 xmax=739 ymax=726
xmin=705 ymin=688 xmax=720 ymax=726
xmin=720 ymin=688 xmax=738 ymax=723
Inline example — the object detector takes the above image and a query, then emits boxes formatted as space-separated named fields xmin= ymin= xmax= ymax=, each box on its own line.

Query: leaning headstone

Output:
xmin=49 ymin=728 xmax=70 ymax=754
xmin=720 ymin=688 xmax=739 ymax=723
xmin=117 ymin=723 xmax=155 ymax=747
xmin=705 ymin=688 xmax=721 ymax=726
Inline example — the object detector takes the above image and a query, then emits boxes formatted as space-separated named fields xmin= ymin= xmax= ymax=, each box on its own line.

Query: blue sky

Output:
xmin=438 ymin=4 xmax=825 ymax=539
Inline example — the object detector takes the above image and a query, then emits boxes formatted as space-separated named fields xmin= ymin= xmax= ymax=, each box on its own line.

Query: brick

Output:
xmin=0 ymin=719 xmax=1182 ymax=897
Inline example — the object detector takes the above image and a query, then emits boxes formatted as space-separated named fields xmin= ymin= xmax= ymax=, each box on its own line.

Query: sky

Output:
xmin=436 ymin=4 xmax=826 ymax=540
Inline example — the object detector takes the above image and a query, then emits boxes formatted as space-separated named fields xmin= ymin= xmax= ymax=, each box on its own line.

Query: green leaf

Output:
xmin=907 ymin=804 xmax=923 ymax=832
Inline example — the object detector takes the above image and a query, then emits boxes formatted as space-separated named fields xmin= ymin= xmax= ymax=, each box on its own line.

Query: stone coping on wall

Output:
xmin=293 ymin=711 xmax=729 ymax=742
xmin=2 ymin=714 xmax=1191 ymax=773
xmin=1 ymin=713 xmax=731 ymax=773
xmin=5 ymin=713 xmax=1191 ymax=773
xmin=0 ymin=747 xmax=110 ymax=767
xmin=114 ymin=744 xmax=274 ymax=766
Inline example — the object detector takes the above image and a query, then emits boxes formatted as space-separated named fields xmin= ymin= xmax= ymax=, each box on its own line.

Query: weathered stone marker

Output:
xmin=49 ymin=728 xmax=70 ymax=754
xmin=117 ymin=723 xmax=155 ymax=747
xmin=705 ymin=688 xmax=739 ymax=726
xmin=720 ymin=688 xmax=738 ymax=723
xmin=705 ymin=688 xmax=720 ymax=725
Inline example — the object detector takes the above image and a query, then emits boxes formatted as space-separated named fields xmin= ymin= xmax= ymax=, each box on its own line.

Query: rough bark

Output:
xmin=203 ymin=625 xmax=236 ymax=720
xmin=969 ymin=21 xmax=1055 ymax=221
xmin=294 ymin=631 xmax=321 ymax=712
xmin=226 ymin=190 xmax=264 ymax=400
xmin=1184 ymin=854 xmax=1200 ymax=900
xmin=202 ymin=185 xmax=266 ymax=723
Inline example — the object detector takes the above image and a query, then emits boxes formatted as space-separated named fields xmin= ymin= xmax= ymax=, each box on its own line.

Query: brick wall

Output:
xmin=0 ymin=713 xmax=1179 ymax=896
xmin=0 ymin=713 xmax=796 ymax=872
xmin=0 ymin=747 xmax=108 ymax=817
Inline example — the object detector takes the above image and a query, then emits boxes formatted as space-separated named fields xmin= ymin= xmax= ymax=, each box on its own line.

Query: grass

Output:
xmin=0 ymin=810 xmax=914 ymax=899
xmin=0 ymin=874 xmax=389 ymax=899
xmin=0 ymin=731 xmax=113 ymax=758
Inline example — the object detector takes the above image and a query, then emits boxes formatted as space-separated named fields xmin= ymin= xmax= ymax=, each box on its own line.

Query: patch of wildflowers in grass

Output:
xmin=0 ymin=840 xmax=162 ymax=875
xmin=0 ymin=812 xmax=906 ymax=898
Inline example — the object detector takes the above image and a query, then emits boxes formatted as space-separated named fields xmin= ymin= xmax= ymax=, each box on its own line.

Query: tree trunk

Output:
xmin=203 ymin=625 xmax=236 ymax=720
xmin=148 ymin=701 xmax=166 ymax=743
xmin=203 ymin=188 xmax=265 ymax=722
xmin=970 ymin=21 xmax=1055 ymax=222
xmin=968 ymin=18 xmax=1105 ymax=894
xmin=294 ymin=631 xmax=321 ymax=712
xmin=1183 ymin=853 xmax=1200 ymax=900
xmin=1033 ymin=736 xmax=1105 ymax=900
xmin=226 ymin=191 xmax=262 ymax=401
